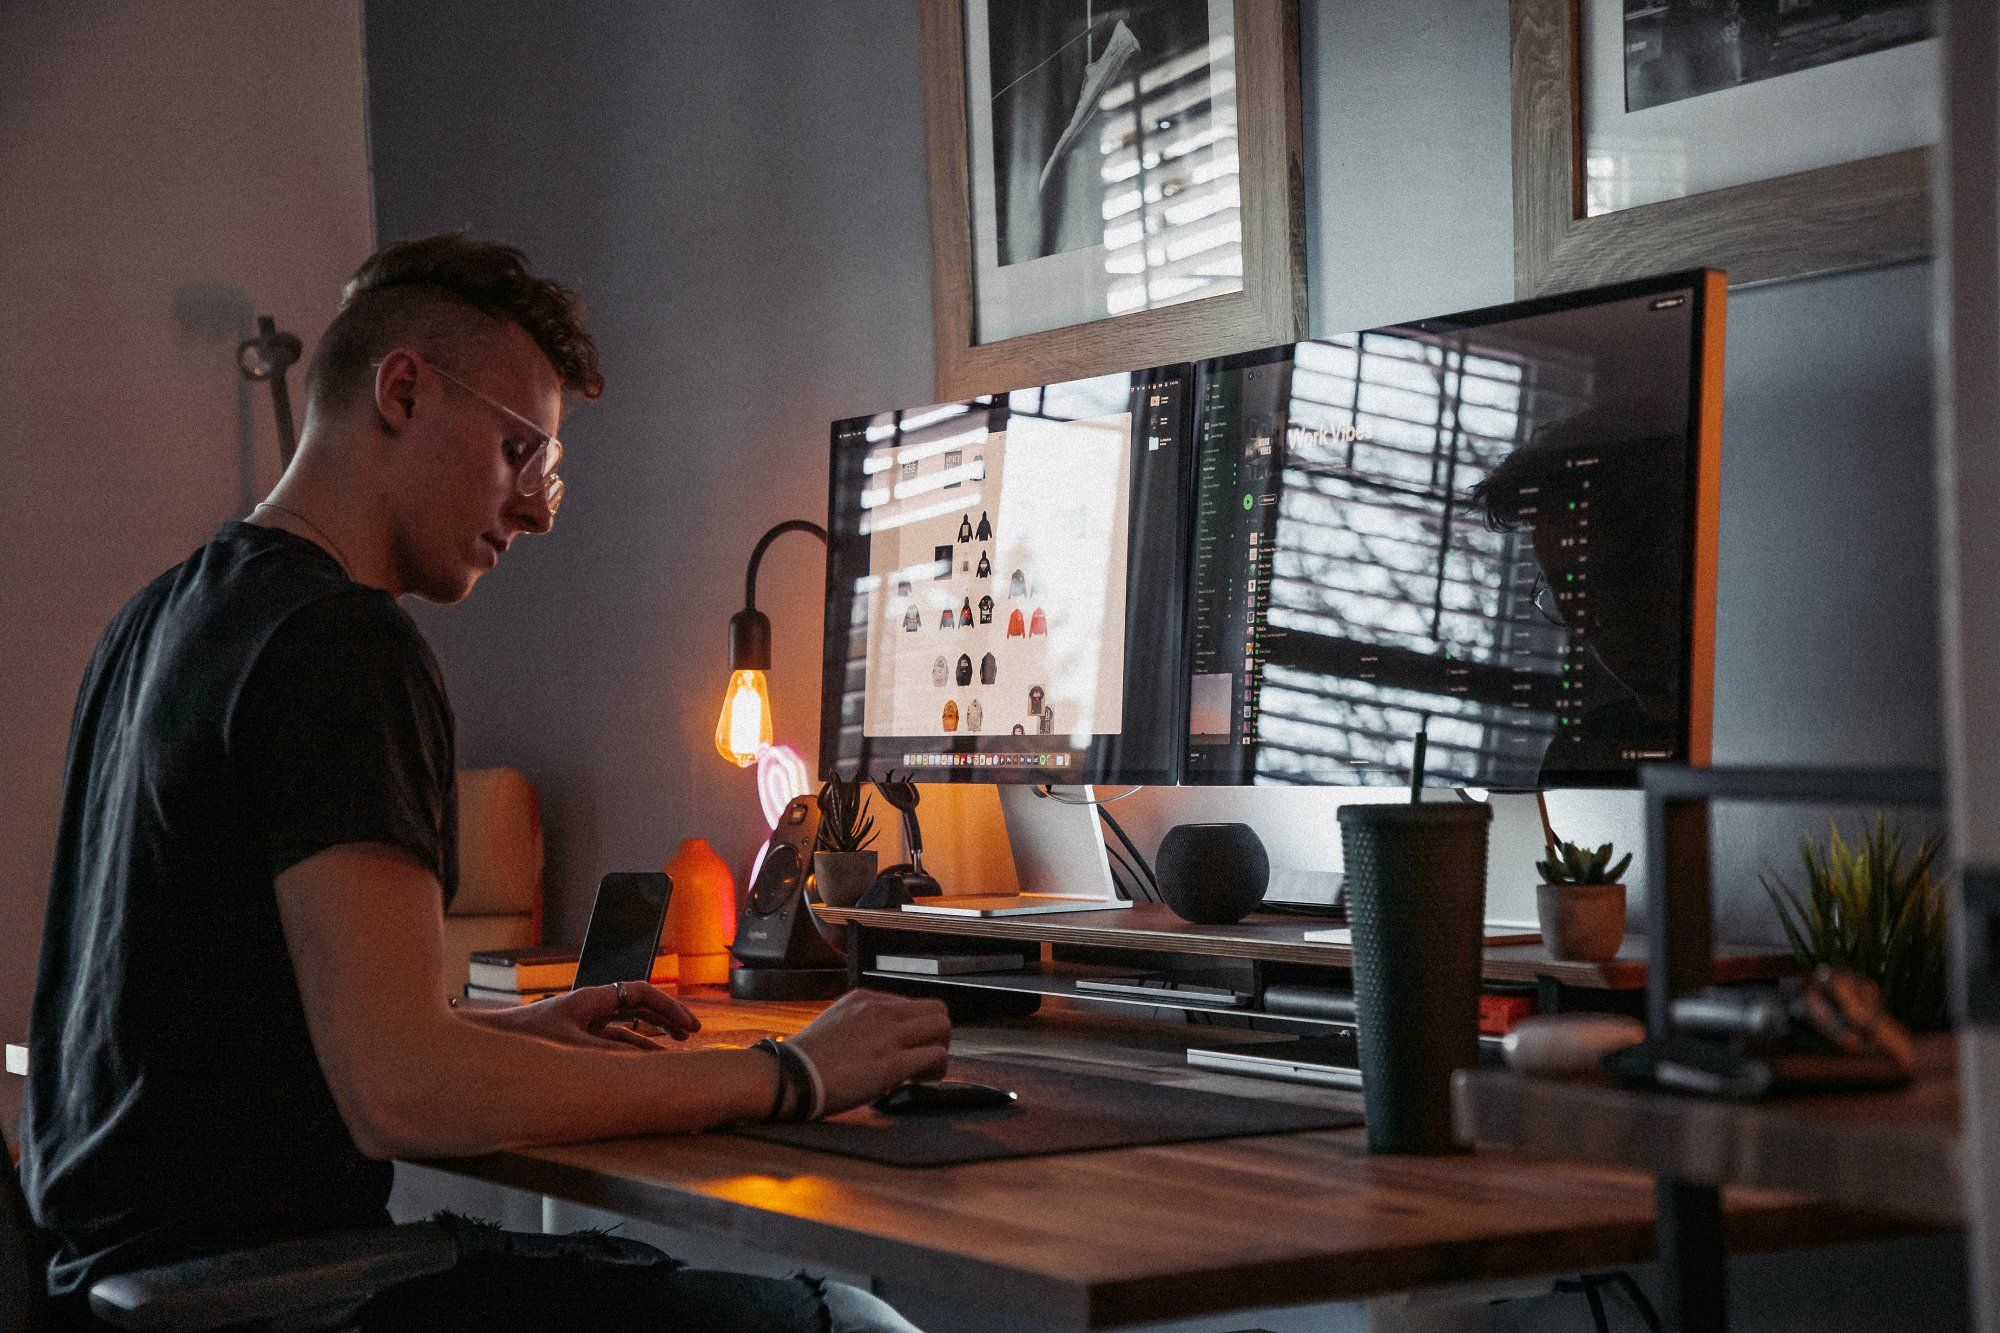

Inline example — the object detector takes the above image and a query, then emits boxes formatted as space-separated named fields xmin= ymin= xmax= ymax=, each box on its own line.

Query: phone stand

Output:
xmin=857 ymin=779 xmax=941 ymax=909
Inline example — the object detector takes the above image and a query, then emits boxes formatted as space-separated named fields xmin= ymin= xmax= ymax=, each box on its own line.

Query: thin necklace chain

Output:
xmin=253 ymin=501 xmax=355 ymax=580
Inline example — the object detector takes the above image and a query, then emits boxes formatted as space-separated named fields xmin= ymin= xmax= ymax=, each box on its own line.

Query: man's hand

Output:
xmin=467 ymin=982 xmax=700 ymax=1051
xmin=785 ymin=989 xmax=951 ymax=1116
xmin=277 ymin=845 xmax=794 ymax=1154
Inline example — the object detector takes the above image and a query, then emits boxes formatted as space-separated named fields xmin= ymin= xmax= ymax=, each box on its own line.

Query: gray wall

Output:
xmin=365 ymin=0 xmax=1939 ymax=947
xmin=0 ymin=1 xmax=374 ymax=1125
xmin=367 ymin=1 xmax=938 ymax=943
xmin=1293 ymin=1 xmax=1940 ymax=938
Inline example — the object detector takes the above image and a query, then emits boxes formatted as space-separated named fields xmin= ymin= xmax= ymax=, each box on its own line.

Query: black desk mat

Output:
xmin=731 ymin=1057 xmax=1362 ymax=1166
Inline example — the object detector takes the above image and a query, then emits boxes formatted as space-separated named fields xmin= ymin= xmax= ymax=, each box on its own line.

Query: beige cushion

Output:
xmin=452 ymin=768 xmax=543 ymax=919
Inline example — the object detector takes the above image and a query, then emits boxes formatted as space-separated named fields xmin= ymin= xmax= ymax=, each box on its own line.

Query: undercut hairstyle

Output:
xmin=305 ymin=233 xmax=604 ymax=420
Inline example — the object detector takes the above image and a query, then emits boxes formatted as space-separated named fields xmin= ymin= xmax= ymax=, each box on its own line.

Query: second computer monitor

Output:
xmin=819 ymin=366 xmax=1192 ymax=785
xmin=1183 ymin=271 xmax=1723 ymax=789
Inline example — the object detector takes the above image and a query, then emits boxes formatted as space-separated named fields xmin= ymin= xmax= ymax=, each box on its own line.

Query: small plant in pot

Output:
xmin=813 ymin=773 xmax=878 ymax=908
xmin=1536 ymin=838 xmax=1632 ymax=964
xmin=1763 ymin=815 xmax=1949 ymax=1031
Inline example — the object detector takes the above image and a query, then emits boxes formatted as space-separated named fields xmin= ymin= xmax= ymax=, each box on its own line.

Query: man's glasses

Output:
xmin=425 ymin=363 xmax=566 ymax=513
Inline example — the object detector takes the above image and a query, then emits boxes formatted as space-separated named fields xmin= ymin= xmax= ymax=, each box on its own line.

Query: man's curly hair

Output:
xmin=305 ymin=233 xmax=603 ymax=418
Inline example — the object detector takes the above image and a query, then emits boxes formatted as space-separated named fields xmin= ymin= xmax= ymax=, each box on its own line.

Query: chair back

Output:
xmin=3 ymin=1140 xmax=52 ymax=1332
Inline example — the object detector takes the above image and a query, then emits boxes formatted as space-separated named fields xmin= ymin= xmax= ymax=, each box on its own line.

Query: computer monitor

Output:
xmin=1182 ymin=270 xmax=1724 ymax=789
xmin=819 ymin=365 xmax=1193 ymax=785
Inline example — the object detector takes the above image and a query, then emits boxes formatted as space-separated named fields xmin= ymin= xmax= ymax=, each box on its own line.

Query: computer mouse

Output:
xmin=871 ymin=1079 xmax=1017 ymax=1115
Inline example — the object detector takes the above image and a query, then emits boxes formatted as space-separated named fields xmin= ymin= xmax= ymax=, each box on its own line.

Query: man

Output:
xmin=25 ymin=234 xmax=947 ymax=1330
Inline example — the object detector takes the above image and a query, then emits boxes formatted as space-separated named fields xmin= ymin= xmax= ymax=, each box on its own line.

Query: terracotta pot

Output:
xmin=1536 ymin=881 xmax=1626 ymax=963
xmin=813 ymin=850 xmax=878 ymax=908
xmin=664 ymin=838 xmax=736 ymax=985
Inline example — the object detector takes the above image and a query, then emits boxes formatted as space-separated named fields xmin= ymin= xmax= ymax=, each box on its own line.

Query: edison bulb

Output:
xmin=713 ymin=669 xmax=773 ymax=767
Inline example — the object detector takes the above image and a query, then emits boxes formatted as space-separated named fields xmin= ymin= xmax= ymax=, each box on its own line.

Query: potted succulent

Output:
xmin=812 ymin=773 xmax=879 ymax=908
xmin=1763 ymin=815 xmax=1948 ymax=1031
xmin=1535 ymin=836 xmax=1632 ymax=964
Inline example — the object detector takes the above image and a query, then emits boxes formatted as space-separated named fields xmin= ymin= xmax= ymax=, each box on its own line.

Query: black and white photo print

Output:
xmin=983 ymin=0 xmax=1213 ymax=266
xmin=1624 ymin=0 xmax=1933 ymax=112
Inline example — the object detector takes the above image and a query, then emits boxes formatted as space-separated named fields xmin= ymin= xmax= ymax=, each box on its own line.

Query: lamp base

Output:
xmin=728 ymin=966 xmax=849 ymax=1001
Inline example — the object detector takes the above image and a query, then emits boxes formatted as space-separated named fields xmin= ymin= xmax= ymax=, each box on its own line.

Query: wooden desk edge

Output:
xmin=426 ymin=1142 xmax=1906 ymax=1327
xmin=1453 ymin=1046 xmax=1965 ymax=1227
xmin=428 ymin=1146 xmax=1106 ymax=1325
xmin=416 ymin=987 xmax=1930 ymax=1326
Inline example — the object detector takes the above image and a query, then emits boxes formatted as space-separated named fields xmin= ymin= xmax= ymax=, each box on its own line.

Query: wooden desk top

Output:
xmin=1455 ymin=1035 xmax=1964 ymax=1226
xmin=425 ymin=992 xmax=1912 ymax=1329
xmin=818 ymin=902 xmax=1797 ymax=990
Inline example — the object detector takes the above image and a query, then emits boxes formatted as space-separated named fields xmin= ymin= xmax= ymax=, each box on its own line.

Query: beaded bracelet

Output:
xmin=749 ymin=1038 xmax=795 ymax=1121
xmin=784 ymin=1041 xmax=827 ymax=1121
xmin=773 ymin=1041 xmax=825 ymax=1122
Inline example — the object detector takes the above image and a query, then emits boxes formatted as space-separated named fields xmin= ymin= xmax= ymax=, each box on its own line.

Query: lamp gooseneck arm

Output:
xmin=743 ymin=520 xmax=827 ymax=612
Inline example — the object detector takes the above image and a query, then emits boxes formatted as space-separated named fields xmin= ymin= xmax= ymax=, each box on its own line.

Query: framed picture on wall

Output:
xmin=920 ymin=0 xmax=1306 ymax=400
xmin=1511 ymin=0 xmax=1937 ymax=298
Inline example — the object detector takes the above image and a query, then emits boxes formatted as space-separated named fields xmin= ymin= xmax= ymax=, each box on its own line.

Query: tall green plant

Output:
xmin=816 ymin=773 xmax=877 ymax=853
xmin=1762 ymin=815 xmax=1948 ymax=1030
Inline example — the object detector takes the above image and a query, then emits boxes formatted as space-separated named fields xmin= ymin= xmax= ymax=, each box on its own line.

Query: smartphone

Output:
xmin=573 ymin=872 xmax=674 ymax=989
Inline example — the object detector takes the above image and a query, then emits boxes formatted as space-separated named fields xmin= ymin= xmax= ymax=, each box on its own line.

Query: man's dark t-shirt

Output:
xmin=23 ymin=522 xmax=458 ymax=1297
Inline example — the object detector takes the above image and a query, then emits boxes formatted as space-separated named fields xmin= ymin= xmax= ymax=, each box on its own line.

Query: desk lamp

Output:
xmin=715 ymin=520 xmax=849 ymax=999
xmin=715 ymin=519 xmax=827 ymax=766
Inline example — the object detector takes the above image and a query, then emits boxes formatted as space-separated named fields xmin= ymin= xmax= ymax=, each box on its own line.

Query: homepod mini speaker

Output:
xmin=1155 ymin=823 xmax=1270 ymax=925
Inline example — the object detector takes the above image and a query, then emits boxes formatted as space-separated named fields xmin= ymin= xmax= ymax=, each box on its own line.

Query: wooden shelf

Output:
xmin=1453 ymin=1034 xmax=1964 ymax=1224
xmin=819 ymin=902 xmax=1797 ymax=991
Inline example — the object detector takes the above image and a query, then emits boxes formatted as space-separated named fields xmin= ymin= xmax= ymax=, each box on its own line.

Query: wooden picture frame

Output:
xmin=921 ymin=0 xmax=1306 ymax=401
xmin=1511 ymin=0 xmax=1931 ymax=299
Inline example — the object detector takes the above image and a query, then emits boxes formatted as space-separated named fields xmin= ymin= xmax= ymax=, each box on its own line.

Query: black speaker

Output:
xmin=730 ymin=796 xmax=847 ymax=999
xmin=1155 ymin=823 xmax=1270 ymax=925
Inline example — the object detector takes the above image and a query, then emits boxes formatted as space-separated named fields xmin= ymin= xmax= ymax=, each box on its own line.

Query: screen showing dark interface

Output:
xmin=820 ymin=367 xmax=1191 ymax=784
xmin=574 ymin=873 xmax=673 ymax=989
xmin=1184 ymin=277 xmax=1710 ymax=788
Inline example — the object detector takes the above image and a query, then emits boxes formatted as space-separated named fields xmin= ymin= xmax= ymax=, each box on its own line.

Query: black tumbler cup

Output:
xmin=1338 ymin=800 xmax=1493 ymax=1154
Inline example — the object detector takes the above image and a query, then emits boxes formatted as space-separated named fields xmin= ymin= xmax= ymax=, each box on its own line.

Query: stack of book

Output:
xmin=465 ymin=947 xmax=680 ymax=1006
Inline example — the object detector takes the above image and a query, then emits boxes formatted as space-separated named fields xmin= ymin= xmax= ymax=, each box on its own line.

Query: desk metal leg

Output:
xmin=1657 ymin=1176 xmax=1727 ymax=1332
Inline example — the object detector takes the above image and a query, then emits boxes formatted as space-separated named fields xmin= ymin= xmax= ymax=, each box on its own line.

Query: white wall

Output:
xmin=0 ymin=2 xmax=375 ymax=1124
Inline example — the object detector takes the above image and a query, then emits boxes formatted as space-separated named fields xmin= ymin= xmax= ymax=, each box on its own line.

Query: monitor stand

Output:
xmin=900 ymin=784 xmax=1133 ymax=918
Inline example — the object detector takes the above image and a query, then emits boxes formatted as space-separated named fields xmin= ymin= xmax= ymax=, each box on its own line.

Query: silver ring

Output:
xmin=613 ymin=980 xmax=627 ymax=1008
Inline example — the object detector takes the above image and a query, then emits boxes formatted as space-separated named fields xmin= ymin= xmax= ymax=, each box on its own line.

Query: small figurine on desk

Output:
xmin=1603 ymin=967 xmax=1917 ymax=1098
xmin=1508 ymin=967 xmax=1918 ymax=1097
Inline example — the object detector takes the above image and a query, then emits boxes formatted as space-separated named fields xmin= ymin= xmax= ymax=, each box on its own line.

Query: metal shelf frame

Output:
xmin=1637 ymin=762 xmax=1945 ymax=1333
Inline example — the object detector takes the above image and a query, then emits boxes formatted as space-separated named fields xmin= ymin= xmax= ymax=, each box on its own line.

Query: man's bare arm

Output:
xmin=275 ymin=843 xmax=950 ymax=1159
